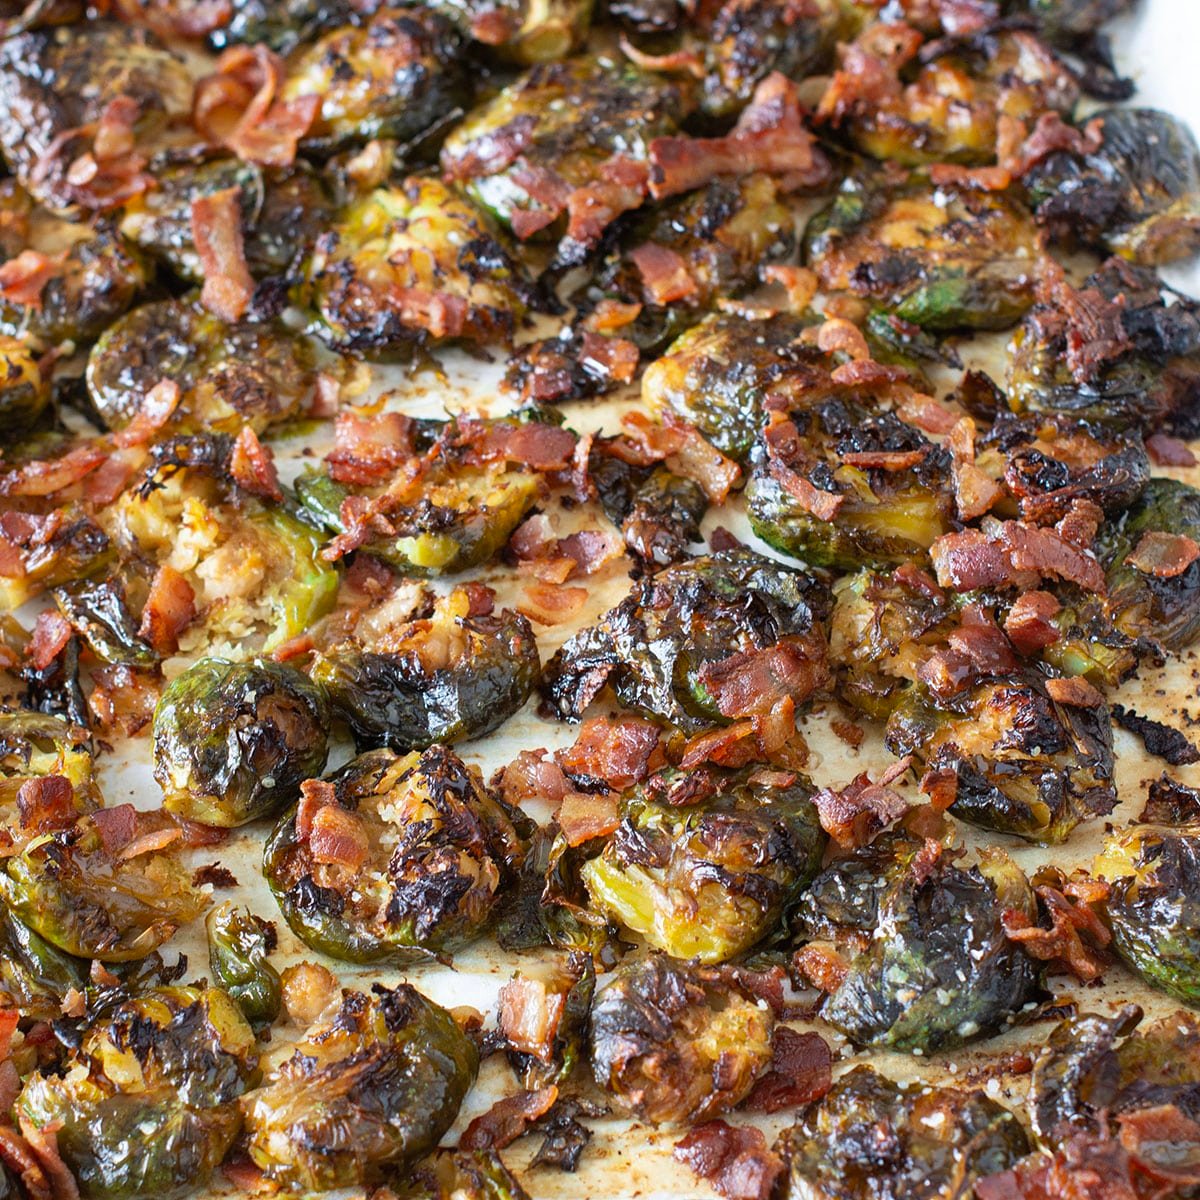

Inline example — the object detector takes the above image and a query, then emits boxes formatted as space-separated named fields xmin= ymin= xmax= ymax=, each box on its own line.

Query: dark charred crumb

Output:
xmin=1112 ymin=704 xmax=1200 ymax=765
xmin=192 ymin=863 xmax=239 ymax=889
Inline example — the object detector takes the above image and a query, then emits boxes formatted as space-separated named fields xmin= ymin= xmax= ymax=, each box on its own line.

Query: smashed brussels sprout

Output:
xmin=311 ymin=586 xmax=539 ymax=752
xmin=589 ymin=955 xmax=773 ymax=1124
xmin=580 ymin=764 xmax=825 ymax=962
xmin=17 ymin=986 xmax=258 ymax=1200
xmin=241 ymin=983 xmax=478 ymax=1190
xmin=265 ymin=745 xmax=530 ymax=963
xmin=207 ymin=903 xmax=283 ymax=1026
xmin=775 ymin=1066 xmax=1029 ymax=1200
xmin=153 ymin=658 xmax=330 ymax=827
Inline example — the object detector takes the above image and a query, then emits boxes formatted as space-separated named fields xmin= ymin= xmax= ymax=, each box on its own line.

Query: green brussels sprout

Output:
xmin=280 ymin=7 xmax=469 ymax=151
xmin=1024 ymin=108 xmax=1200 ymax=264
xmin=402 ymin=1149 xmax=529 ymax=1200
xmin=87 ymin=296 xmax=325 ymax=436
xmin=153 ymin=657 xmax=330 ymax=828
xmin=441 ymin=55 xmax=692 ymax=258
xmin=311 ymin=585 xmax=540 ymax=752
xmin=542 ymin=549 xmax=830 ymax=731
xmin=805 ymin=172 xmax=1044 ymax=332
xmin=0 ymin=22 xmax=192 ymax=210
xmin=580 ymin=764 xmax=826 ymax=963
xmin=817 ymin=23 xmax=1077 ymax=166
xmin=208 ymin=0 xmax=366 ymax=52
xmin=52 ymin=576 xmax=157 ymax=669
xmin=301 ymin=176 xmax=533 ymax=353
xmin=589 ymin=954 xmax=774 ymax=1124
xmin=120 ymin=158 xmax=334 ymax=285
xmin=206 ymin=902 xmax=282 ymax=1026
xmin=1094 ymin=822 xmax=1200 ymax=1005
xmin=794 ymin=833 xmax=1038 ymax=1052
xmin=774 ymin=1066 xmax=1030 ymax=1200
xmin=884 ymin=671 xmax=1116 ymax=842
xmin=0 ymin=184 xmax=150 ymax=344
xmin=1006 ymin=259 xmax=1200 ymax=431
xmin=0 ymin=333 xmax=48 ymax=432
xmin=0 ymin=811 xmax=208 ymax=961
xmin=432 ymin=0 xmax=592 ymax=62
xmin=0 ymin=904 xmax=88 ymax=1020
xmin=582 ymin=173 xmax=796 ymax=351
xmin=264 ymin=745 xmax=530 ymax=963
xmin=241 ymin=983 xmax=478 ymax=1191
xmin=1095 ymin=477 xmax=1200 ymax=652
xmin=17 ymin=985 xmax=259 ymax=1200
xmin=0 ymin=708 xmax=98 ymax=826
xmin=500 ymin=952 xmax=594 ymax=1089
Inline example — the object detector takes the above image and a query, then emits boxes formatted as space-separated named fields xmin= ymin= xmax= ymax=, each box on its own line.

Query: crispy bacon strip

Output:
xmin=812 ymin=757 xmax=913 ymax=849
xmin=1004 ymin=590 xmax=1062 ymax=656
xmin=137 ymin=564 xmax=196 ymax=655
xmin=113 ymin=379 xmax=181 ymax=449
xmin=931 ymin=522 xmax=1106 ymax=593
xmin=557 ymin=791 xmax=619 ymax=847
xmin=229 ymin=426 xmax=283 ymax=501
xmin=743 ymin=1028 xmax=832 ymax=1114
xmin=308 ymin=804 xmax=369 ymax=870
xmin=1126 ymin=530 xmax=1200 ymax=578
xmin=460 ymin=1087 xmax=559 ymax=1152
xmin=0 ymin=249 xmax=67 ymax=309
xmin=558 ymin=716 xmax=663 ymax=791
xmin=192 ymin=187 xmax=253 ymax=322
xmin=675 ymin=1121 xmax=784 ymax=1200
xmin=630 ymin=242 xmax=698 ymax=305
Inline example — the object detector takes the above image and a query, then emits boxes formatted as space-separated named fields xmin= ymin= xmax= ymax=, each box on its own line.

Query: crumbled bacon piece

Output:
xmin=308 ymin=804 xmax=368 ymax=870
xmin=762 ymin=265 xmax=817 ymax=314
xmin=698 ymin=639 xmax=829 ymax=720
xmin=812 ymin=758 xmax=913 ymax=849
xmin=630 ymin=242 xmax=698 ymax=305
xmin=27 ymin=610 xmax=72 ymax=671
xmin=116 ymin=826 xmax=183 ymax=862
xmin=809 ymin=317 xmax=870 ymax=362
xmin=743 ymin=1028 xmax=832 ymax=1114
xmin=1045 ymin=675 xmax=1104 ymax=708
xmin=1125 ymin=530 xmax=1200 ymax=578
xmin=768 ymin=458 xmax=844 ymax=520
xmin=0 ymin=249 xmax=66 ymax=309
xmin=499 ymin=749 xmax=569 ymax=809
xmin=460 ymin=1087 xmax=559 ymax=1152
xmin=113 ymin=379 xmax=181 ymax=449
xmin=1 ymin=443 xmax=107 ymax=498
xmin=558 ymin=716 xmax=663 ymax=790
xmin=16 ymin=1120 xmax=78 ymax=1200
xmin=557 ymin=791 xmax=620 ymax=847
xmin=897 ymin=392 xmax=961 ymax=435
xmin=931 ymin=522 xmax=1106 ymax=593
xmin=1004 ymin=590 xmax=1062 ymax=656
xmin=499 ymin=977 xmax=567 ymax=1061
xmin=295 ymin=778 xmax=337 ymax=842
xmin=675 ymin=1121 xmax=784 ymax=1200
xmin=1054 ymin=499 xmax=1104 ymax=550
xmin=1003 ymin=111 xmax=1104 ymax=177
xmin=191 ymin=187 xmax=254 ymax=322
xmin=1145 ymin=433 xmax=1197 ymax=467
xmin=327 ymin=409 xmax=415 ymax=485
xmin=229 ymin=426 xmax=283 ymax=501
xmin=1002 ymin=882 xmax=1110 ymax=983
xmin=929 ymin=163 xmax=1011 ymax=190
xmin=91 ymin=804 xmax=138 ymax=856
xmin=16 ymin=776 xmax=75 ymax=833
xmin=519 ymin=582 xmax=589 ymax=625
xmin=137 ymin=564 xmax=196 ymax=655
xmin=918 ymin=612 xmax=1018 ymax=698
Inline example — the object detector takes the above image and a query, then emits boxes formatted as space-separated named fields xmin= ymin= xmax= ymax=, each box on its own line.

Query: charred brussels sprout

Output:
xmin=241 ymin=983 xmax=478 ymax=1190
xmin=1094 ymin=822 xmax=1200 ymax=1005
xmin=589 ymin=955 xmax=773 ymax=1124
xmin=0 ymin=496 xmax=110 ymax=610
xmin=0 ymin=22 xmax=192 ymax=210
xmin=432 ymin=0 xmax=592 ymax=62
xmin=153 ymin=658 xmax=330 ymax=827
xmin=805 ymin=172 xmax=1043 ymax=331
xmin=884 ymin=671 xmax=1116 ymax=842
xmin=774 ymin=1066 xmax=1029 ymax=1200
xmin=302 ymin=176 xmax=533 ymax=353
xmin=87 ymin=297 xmax=324 ymax=435
xmin=0 ymin=333 xmax=48 ymax=432
xmin=1017 ymin=0 xmax=1135 ymax=39
xmin=264 ymin=745 xmax=530 ymax=963
xmin=52 ymin=576 xmax=157 ymax=668
xmin=794 ymin=834 xmax=1038 ymax=1052
xmin=0 ymin=708 xmax=98 ymax=825
xmin=120 ymin=158 xmax=333 ymax=284
xmin=1024 ymin=108 xmax=1200 ymax=264
xmin=1096 ymin=477 xmax=1200 ymax=651
xmin=402 ymin=1149 xmax=530 ymax=1200
xmin=207 ymin=903 xmax=283 ymax=1026
xmin=0 ymin=904 xmax=87 ymax=1019
xmin=0 ymin=812 xmax=207 ymax=961
xmin=619 ymin=466 xmax=707 ymax=569
xmin=580 ymin=765 xmax=825 ymax=962
xmin=209 ymin=0 xmax=367 ymax=53
xmin=542 ymin=549 xmax=830 ymax=730
xmin=17 ymin=986 xmax=258 ymax=1200
xmin=311 ymin=586 xmax=539 ymax=752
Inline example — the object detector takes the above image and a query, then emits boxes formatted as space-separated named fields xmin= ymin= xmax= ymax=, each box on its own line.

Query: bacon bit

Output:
xmin=308 ymin=804 xmax=369 ymax=870
xmin=499 ymin=979 xmax=567 ymax=1061
xmin=812 ymin=758 xmax=913 ymax=850
xmin=191 ymin=187 xmax=253 ymax=322
xmin=41 ymin=94 xmax=154 ymax=211
xmin=1 ymin=443 xmax=107 ymax=498
xmin=387 ymin=287 xmax=470 ymax=340
xmin=1118 ymin=1105 xmax=1200 ymax=1188
xmin=460 ymin=1086 xmax=559 ymax=1152
xmin=1146 ymin=432 xmax=1197 ymax=467
xmin=830 ymin=717 xmax=865 ymax=748
xmin=581 ymin=332 xmax=639 ymax=387
xmin=229 ymin=426 xmax=283 ymax=501
xmin=59 ymin=988 xmax=86 ymax=1020
xmin=1031 ymin=269 xmax=1133 ymax=386
xmin=1004 ymin=590 xmax=1062 ymax=656
xmin=828 ymin=359 xmax=909 ymax=388
xmin=499 ymin=750 xmax=569 ymax=809
xmin=557 ymin=791 xmax=619 ymax=848
xmin=18 ymin=1119 xmax=80 ymax=1200
xmin=91 ymin=804 xmax=138 ymax=856
xmin=137 ymin=564 xmax=196 ymax=655
xmin=663 ymin=422 xmax=739 ymax=504
xmin=698 ymin=639 xmax=829 ymax=720
xmin=675 ymin=1121 xmax=784 ymax=1200
xmin=16 ymin=776 xmax=74 ymax=833
xmin=931 ymin=523 xmax=1106 ymax=594
xmin=296 ymin=778 xmax=338 ymax=842
xmin=192 ymin=45 xmax=317 ymax=167
xmin=896 ymin=392 xmax=960 ymax=435
xmin=584 ymin=299 xmax=642 ymax=334
xmin=929 ymin=163 xmax=1011 ymax=190
xmin=947 ymin=417 xmax=1005 ymax=521
xmin=894 ymin=562 xmax=943 ymax=599
xmin=1002 ymin=883 xmax=1110 ymax=983
xmin=920 ymin=766 xmax=959 ymax=812
xmin=769 ymin=458 xmax=844 ymax=520
xmin=519 ymin=581 xmax=588 ymax=626
xmin=762 ymin=265 xmax=817 ymax=314
xmin=113 ymin=379 xmax=181 ymax=449
xmin=327 ymin=409 xmax=414 ymax=485
xmin=1045 ymin=675 xmax=1105 ymax=708
xmin=561 ymin=156 xmax=649 ymax=253
xmin=918 ymin=613 xmax=1018 ymax=699
xmin=281 ymin=961 xmax=339 ymax=1026
xmin=629 ymin=242 xmax=698 ymax=306
xmin=678 ymin=721 xmax=758 ymax=771
xmin=709 ymin=526 xmax=743 ymax=552
xmin=0 ymin=1124 xmax=53 ymax=1200
xmin=309 ymin=371 xmax=342 ymax=420
xmin=619 ymin=36 xmax=705 ymax=77
xmin=27 ymin=611 xmax=71 ymax=671
xmin=0 ymin=249 xmax=66 ymax=309
xmin=1003 ymin=111 xmax=1104 ymax=177
xmin=446 ymin=114 xmax=537 ymax=178
xmin=479 ymin=421 xmax=578 ymax=472
xmin=82 ymin=454 xmax=134 ymax=508
xmin=509 ymin=513 xmax=554 ymax=561
xmin=743 ymin=1029 xmax=832 ymax=1114
xmin=810 ymin=316 xmax=870 ymax=362
xmin=1126 ymin=530 xmax=1200 ymax=579
xmin=88 ymin=663 xmax=159 ymax=737
xmin=115 ymin=826 xmax=183 ymax=861
xmin=558 ymin=716 xmax=663 ymax=790
xmin=650 ymin=72 xmax=828 ymax=201
xmin=840 ymin=447 xmax=927 ymax=471
xmin=220 ymin=1157 xmax=268 ymax=1196
xmin=1054 ymin=499 xmax=1103 ymax=551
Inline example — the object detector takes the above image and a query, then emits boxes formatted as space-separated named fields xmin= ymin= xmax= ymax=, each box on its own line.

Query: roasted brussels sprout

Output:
xmin=432 ymin=0 xmax=591 ymax=62
xmin=17 ymin=986 xmax=258 ymax=1200
xmin=0 ymin=708 xmax=98 ymax=825
xmin=793 ymin=833 xmax=1038 ymax=1052
xmin=817 ymin=23 xmax=1077 ymax=166
xmin=301 ymin=176 xmax=533 ymax=353
xmin=241 ymin=983 xmax=478 ymax=1191
xmin=884 ymin=670 xmax=1116 ymax=842
xmin=805 ymin=172 xmax=1044 ymax=332
xmin=311 ymin=586 xmax=539 ymax=752
xmin=120 ymin=158 xmax=334 ymax=284
xmin=542 ymin=549 xmax=830 ymax=731
xmin=619 ymin=465 xmax=708 ymax=569
xmin=207 ymin=903 xmax=283 ymax=1026
xmin=1006 ymin=259 xmax=1200 ymax=432
xmin=589 ymin=955 xmax=773 ymax=1124
xmin=581 ymin=173 xmax=796 ymax=351
xmin=153 ymin=657 xmax=330 ymax=827
xmin=0 ymin=811 xmax=208 ymax=961
xmin=774 ymin=1066 xmax=1030 ymax=1200
xmin=1017 ymin=0 xmax=1135 ymax=39
xmin=209 ymin=0 xmax=369 ymax=52
xmin=0 ymin=21 xmax=192 ymax=210
xmin=402 ymin=1149 xmax=530 ymax=1200
xmin=1023 ymin=108 xmax=1200 ymax=264
xmin=0 ymin=333 xmax=49 ymax=432
xmin=1095 ymin=477 xmax=1200 ymax=651
xmin=52 ymin=576 xmax=157 ymax=668
xmin=265 ymin=745 xmax=530 ymax=963
xmin=580 ymin=764 xmax=825 ymax=962
xmin=1094 ymin=821 xmax=1200 ymax=1005
xmin=0 ymin=904 xmax=88 ymax=1020
xmin=87 ymin=297 xmax=324 ymax=435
